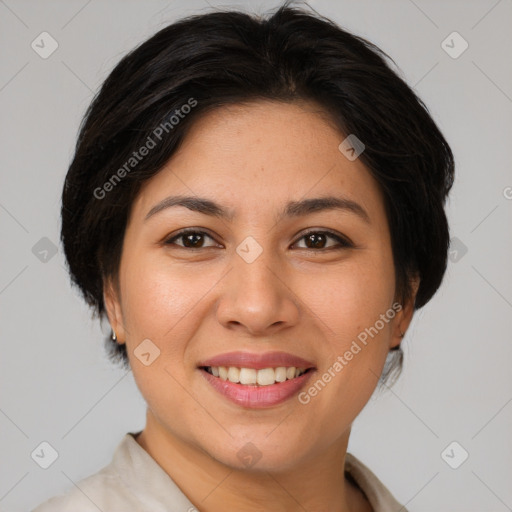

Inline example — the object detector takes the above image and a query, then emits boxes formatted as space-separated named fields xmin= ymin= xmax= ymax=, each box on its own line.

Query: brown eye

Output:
xmin=164 ymin=229 xmax=352 ymax=251
xmin=304 ymin=232 xmax=328 ymax=249
xmin=294 ymin=230 xmax=353 ymax=250
xmin=165 ymin=230 xmax=218 ymax=249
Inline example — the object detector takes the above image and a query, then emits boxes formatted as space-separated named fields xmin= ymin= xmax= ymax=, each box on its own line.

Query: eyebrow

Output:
xmin=144 ymin=195 xmax=370 ymax=224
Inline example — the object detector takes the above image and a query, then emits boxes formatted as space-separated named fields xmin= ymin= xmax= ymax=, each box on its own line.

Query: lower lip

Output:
xmin=199 ymin=369 xmax=315 ymax=408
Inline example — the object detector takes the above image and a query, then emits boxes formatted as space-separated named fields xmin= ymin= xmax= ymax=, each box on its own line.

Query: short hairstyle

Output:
xmin=60 ymin=2 xmax=454 ymax=383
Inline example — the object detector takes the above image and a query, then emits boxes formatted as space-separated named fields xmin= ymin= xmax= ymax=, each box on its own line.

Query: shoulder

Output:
xmin=31 ymin=465 xmax=139 ymax=512
xmin=32 ymin=431 xmax=198 ymax=512
xmin=31 ymin=435 xmax=141 ymax=512
xmin=345 ymin=453 xmax=408 ymax=512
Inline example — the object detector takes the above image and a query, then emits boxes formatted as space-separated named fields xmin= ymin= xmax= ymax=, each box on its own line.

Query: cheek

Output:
xmin=119 ymin=253 xmax=222 ymax=391
xmin=309 ymin=250 xmax=396 ymax=339
xmin=119 ymin=260 xmax=205 ymax=416
xmin=120 ymin=252 xmax=208 ymax=342
xmin=300 ymin=250 xmax=396 ymax=406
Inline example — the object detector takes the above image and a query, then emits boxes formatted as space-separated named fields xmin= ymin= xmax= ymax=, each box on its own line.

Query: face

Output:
xmin=104 ymin=100 xmax=416 ymax=472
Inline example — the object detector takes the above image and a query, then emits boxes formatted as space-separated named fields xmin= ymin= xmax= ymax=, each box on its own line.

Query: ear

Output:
xmin=103 ymin=275 xmax=126 ymax=345
xmin=390 ymin=275 xmax=420 ymax=349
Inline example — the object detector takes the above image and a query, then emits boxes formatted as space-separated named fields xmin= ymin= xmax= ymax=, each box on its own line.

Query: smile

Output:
xmin=202 ymin=366 xmax=310 ymax=386
xmin=197 ymin=351 xmax=316 ymax=408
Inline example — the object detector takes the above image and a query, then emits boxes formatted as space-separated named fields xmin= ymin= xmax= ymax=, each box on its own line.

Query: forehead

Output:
xmin=130 ymin=100 xmax=385 ymax=224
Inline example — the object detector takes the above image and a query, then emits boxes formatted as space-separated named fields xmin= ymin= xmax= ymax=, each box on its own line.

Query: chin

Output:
xmin=202 ymin=432 xmax=313 ymax=473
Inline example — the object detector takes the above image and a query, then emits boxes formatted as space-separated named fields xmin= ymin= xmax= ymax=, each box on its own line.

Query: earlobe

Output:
xmin=103 ymin=276 xmax=126 ymax=344
xmin=390 ymin=275 xmax=420 ymax=349
xmin=390 ymin=323 xmax=406 ymax=350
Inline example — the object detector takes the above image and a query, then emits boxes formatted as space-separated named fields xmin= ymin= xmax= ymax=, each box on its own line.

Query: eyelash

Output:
xmin=163 ymin=228 xmax=353 ymax=251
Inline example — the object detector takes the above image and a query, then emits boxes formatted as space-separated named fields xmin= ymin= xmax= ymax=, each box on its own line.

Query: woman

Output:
xmin=33 ymin=2 xmax=454 ymax=511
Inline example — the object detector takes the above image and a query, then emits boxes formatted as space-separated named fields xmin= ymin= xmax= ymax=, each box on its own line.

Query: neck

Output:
xmin=135 ymin=409 xmax=372 ymax=512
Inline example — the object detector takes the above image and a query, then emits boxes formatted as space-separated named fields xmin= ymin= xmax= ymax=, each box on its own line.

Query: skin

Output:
xmin=104 ymin=99 xmax=419 ymax=512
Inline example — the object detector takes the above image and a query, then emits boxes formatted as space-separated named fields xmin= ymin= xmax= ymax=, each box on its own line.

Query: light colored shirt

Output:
xmin=32 ymin=432 xmax=407 ymax=512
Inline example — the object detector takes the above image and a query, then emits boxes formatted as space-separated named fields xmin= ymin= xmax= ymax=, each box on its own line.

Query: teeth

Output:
xmin=227 ymin=367 xmax=240 ymax=383
xmin=206 ymin=366 xmax=307 ymax=386
xmin=256 ymin=368 xmax=276 ymax=386
xmin=239 ymin=368 xmax=257 ymax=385
xmin=275 ymin=367 xmax=287 ymax=382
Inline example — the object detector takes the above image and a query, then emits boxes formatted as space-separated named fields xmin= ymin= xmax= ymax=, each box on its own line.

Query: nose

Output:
xmin=215 ymin=246 xmax=300 ymax=336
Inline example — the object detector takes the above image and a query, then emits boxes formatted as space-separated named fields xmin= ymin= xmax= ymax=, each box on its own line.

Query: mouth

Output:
xmin=200 ymin=365 xmax=314 ymax=386
xmin=197 ymin=352 xmax=317 ymax=408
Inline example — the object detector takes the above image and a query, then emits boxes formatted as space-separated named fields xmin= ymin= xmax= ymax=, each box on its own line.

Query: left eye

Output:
xmin=164 ymin=229 xmax=352 ymax=250
xmin=293 ymin=230 xmax=352 ymax=250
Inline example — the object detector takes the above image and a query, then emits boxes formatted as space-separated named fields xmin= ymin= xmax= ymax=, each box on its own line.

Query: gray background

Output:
xmin=1 ymin=0 xmax=511 ymax=510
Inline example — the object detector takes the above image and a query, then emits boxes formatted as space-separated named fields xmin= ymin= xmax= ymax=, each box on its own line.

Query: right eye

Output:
xmin=163 ymin=229 xmax=220 ymax=249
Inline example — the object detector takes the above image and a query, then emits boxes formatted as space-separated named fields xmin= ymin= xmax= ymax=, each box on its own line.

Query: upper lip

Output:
xmin=199 ymin=351 xmax=316 ymax=370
